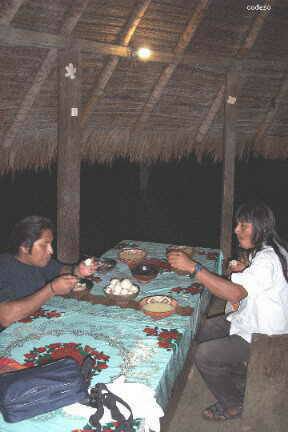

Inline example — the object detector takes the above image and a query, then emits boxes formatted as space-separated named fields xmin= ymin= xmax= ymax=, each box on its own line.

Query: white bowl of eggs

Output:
xmin=104 ymin=278 xmax=140 ymax=303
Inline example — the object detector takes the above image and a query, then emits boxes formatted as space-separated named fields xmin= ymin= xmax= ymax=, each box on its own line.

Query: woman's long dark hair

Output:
xmin=235 ymin=201 xmax=288 ymax=282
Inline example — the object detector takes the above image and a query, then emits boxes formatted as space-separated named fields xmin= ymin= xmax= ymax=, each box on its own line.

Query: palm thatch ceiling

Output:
xmin=0 ymin=0 xmax=287 ymax=173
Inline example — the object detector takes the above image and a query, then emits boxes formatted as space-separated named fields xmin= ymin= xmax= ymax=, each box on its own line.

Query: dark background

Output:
xmin=0 ymin=156 xmax=287 ymax=258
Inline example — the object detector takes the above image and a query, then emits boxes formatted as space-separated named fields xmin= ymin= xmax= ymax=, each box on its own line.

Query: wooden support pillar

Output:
xmin=220 ymin=69 xmax=239 ymax=260
xmin=57 ymin=45 xmax=81 ymax=263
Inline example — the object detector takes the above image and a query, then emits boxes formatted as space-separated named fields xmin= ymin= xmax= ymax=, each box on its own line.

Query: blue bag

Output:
xmin=0 ymin=357 xmax=90 ymax=423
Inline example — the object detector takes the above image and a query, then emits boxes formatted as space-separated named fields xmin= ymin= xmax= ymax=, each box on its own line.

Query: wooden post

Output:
xmin=57 ymin=44 xmax=81 ymax=263
xmin=220 ymin=69 xmax=239 ymax=260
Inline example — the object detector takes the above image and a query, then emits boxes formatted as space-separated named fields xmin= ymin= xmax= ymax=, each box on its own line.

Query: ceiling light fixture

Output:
xmin=136 ymin=47 xmax=152 ymax=60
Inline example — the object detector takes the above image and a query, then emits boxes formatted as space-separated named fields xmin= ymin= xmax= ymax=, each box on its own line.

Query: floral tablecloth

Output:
xmin=0 ymin=241 xmax=222 ymax=432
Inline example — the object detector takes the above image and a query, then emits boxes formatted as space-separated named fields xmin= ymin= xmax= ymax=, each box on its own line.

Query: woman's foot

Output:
xmin=202 ymin=402 xmax=242 ymax=421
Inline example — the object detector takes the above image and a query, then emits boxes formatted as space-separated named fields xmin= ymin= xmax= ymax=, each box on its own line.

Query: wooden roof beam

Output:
xmin=0 ymin=24 xmax=286 ymax=73
xmin=254 ymin=73 xmax=288 ymax=145
xmin=0 ymin=0 xmax=25 ymax=24
xmin=80 ymin=0 xmax=152 ymax=128
xmin=2 ymin=0 xmax=90 ymax=149
xmin=194 ymin=0 xmax=274 ymax=144
xmin=136 ymin=0 xmax=210 ymax=126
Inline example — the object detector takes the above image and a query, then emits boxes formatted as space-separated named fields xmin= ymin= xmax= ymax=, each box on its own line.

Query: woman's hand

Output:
xmin=167 ymin=251 xmax=195 ymax=273
xmin=228 ymin=260 xmax=246 ymax=273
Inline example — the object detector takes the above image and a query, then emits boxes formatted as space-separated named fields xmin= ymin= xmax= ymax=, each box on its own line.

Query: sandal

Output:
xmin=202 ymin=402 xmax=242 ymax=421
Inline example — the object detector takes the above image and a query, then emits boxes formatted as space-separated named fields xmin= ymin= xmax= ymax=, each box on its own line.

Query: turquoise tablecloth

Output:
xmin=0 ymin=241 xmax=222 ymax=432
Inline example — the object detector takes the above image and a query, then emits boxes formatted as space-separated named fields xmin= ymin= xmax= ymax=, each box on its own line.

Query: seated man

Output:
xmin=0 ymin=215 xmax=96 ymax=329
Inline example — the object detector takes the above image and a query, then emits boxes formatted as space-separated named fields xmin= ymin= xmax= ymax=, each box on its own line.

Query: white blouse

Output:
xmin=226 ymin=246 xmax=288 ymax=343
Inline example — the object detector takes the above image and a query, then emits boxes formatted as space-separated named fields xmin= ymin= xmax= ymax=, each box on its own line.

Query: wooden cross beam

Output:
xmin=0 ymin=23 xmax=286 ymax=72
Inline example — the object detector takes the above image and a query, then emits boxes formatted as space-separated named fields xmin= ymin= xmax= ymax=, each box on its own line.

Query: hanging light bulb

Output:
xmin=136 ymin=47 xmax=152 ymax=60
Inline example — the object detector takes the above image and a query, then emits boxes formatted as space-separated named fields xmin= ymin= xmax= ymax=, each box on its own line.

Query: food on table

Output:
xmin=120 ymin=278 xmax=134 ymax=290
xmin=95 ymin=258 xmax=116 ymax=273
xmin=142 ymin=303 xmax=174 ymax=313
xmin=73 ymin=280 xmax=87 ymax=291
xmin=139 ymin=295 xmax=177 ymax=319
xmin=105 ymin=278 xmax=138 ymax=296
xmin=118 ymin=247 xmax=147 ymax=266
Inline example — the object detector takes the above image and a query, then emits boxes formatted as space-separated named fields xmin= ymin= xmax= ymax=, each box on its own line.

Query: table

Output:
xmin=0 ymin=241 xmax=222 ymax=432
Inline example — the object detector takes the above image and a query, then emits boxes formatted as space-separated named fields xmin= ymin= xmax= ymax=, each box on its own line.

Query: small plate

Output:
xmin=95 ymin=258 xmax=116 ymax=273
xmin=131 ymin=263 xmax=159 ymax=283
xmin=73 ymin=278 xmax=93 ymax=292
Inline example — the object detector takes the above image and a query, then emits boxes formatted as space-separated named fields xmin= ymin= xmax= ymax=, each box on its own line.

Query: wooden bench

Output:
xmin=238 ymin=334 xmax=288 ymax=432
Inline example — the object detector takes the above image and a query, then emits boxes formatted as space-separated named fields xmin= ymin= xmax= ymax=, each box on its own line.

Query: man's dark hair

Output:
xmin=235 ymin=201 xmax=288 ymax=282
xmin=9 ymin=216 xmax=54 ymax=255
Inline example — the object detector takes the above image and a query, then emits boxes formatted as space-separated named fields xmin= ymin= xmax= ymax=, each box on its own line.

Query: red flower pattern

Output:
xmin=143 ymin=326 xmax=182 ymax=351
xmin=171 ymin=284 xmax=203 ymax=295
xmin=19 ymin=308 xmax=62 ymax=323
xmin=72 ymin=418 xmax=141 ymax=432
xmin=22 ymin=342 xmax=110 ymax=376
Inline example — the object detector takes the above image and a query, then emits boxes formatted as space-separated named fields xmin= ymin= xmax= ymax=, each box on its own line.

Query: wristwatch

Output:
xmin=193 ymin=262 xmax=203 ymax=275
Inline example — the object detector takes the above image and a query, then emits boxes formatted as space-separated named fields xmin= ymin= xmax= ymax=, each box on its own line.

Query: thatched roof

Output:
xmin=0 ymin=0 xmax=287 ymax=173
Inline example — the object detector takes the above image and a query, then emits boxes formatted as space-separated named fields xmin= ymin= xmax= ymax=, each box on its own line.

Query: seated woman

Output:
xmin=167 ymin=201 xmax=288 ymax=421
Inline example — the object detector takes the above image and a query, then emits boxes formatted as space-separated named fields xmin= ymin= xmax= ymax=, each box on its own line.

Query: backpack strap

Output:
xmin=89 ymin=383 xmax=133 ymax=432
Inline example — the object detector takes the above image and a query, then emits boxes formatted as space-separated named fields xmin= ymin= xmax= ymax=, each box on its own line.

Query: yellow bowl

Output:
xmin=139 ymin=295 xmax=177 ymax=319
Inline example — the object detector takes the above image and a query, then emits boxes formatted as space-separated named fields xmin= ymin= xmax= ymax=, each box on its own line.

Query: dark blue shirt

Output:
xmin=0 ymin=254 xmax=62 ymax=302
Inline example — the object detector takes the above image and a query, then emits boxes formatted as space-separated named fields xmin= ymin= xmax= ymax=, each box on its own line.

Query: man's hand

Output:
xmin=167 ymin=251 xmax=195 ymax=273
xmin=51 ymin=274 xmax=78 ymax=295
xmin=74 ymin=258 xmax=97 ymax=278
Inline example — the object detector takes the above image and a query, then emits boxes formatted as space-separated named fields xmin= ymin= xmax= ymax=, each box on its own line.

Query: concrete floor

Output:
xmin=162 ymin=297 xmax=244 ymax=432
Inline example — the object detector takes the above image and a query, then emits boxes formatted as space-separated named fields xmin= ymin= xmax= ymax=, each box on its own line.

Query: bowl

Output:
xmin=139 ymin=295 xmax=178 ymax=320
xmin=131 ymin=262 xmax=159 ymax=283
xmin=95 ymin=258 xmax=116 ymax=273
xmin=103 ymin=280 xmax=140 ymax=304
xmin=118 ymin=247 xmax=147 ymax=267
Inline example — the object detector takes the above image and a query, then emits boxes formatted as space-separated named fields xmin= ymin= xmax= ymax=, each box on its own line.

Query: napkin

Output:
xmin=63 ymin=375 xmax=164 ymax=432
